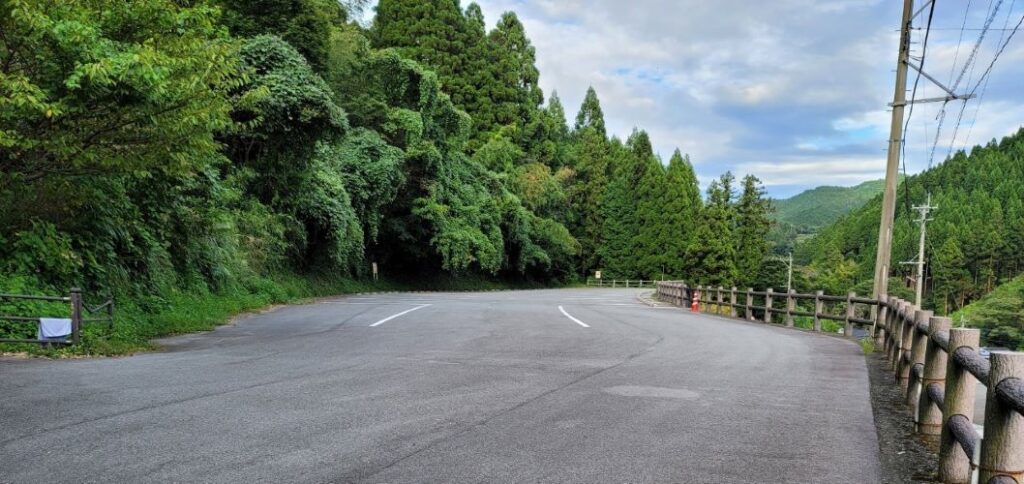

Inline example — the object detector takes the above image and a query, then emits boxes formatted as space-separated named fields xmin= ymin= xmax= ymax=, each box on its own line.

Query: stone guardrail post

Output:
xmin=938 ymin=328 xmax=980 ymax=483
xmin=764 ymin=288 xmax=774 ymax=324
xmin=908 ymin=309 xmax=934 ymax=411
xmin=745 ymin=288 xmax=754 ymax=321
xmin=875 ymin=294 xmax=888 ymax=350
xmin=979 ymin=352 xmax=1024 ymax=483
xmin=786 ymin=289 xmax=795 ymax=327
xmin=730 ymin=287 xmax=738 ymax=318
xmin=890 ymin=298 xmax=904 ymax=372
xmin=813 ymin=290 xmax=823 ymax=332
xmin=917 ymin=316 xmax=950 ymax=436
xmin=699 ymin=285 xmax=706 ymax=313
xmin=898 ymin=303 xmax=918 ymax=393
xmin=717 ymin=286 xmax=724 ymax=315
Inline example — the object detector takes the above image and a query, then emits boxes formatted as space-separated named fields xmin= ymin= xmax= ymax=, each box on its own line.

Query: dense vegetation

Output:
xmin=954 ymin=274 xmax=1024 ymax=350
xmin=798 ymin=129 xmax=1024 ymax=348
xmin=0 ymin=0 xmax=773 ymax=352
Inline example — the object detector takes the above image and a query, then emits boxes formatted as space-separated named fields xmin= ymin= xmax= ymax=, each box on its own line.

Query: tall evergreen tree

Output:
xmin=734 ymin=174 xmax=772 ymax=286
xmin=372 ymin=0 xmax=481 ymax=111
xmin=218 ymin=0 xmax=346 ymax=73
xmin=662 ymin=150 xmax=702 ymax=276
xmin=599 ymin=130 xmax=653 ymax=278
xmin=687 ymin=177 xmax=738 ymax=286
xmin=482 ymin=11 xmax=543 ymax=140
xmin=574 ymin=86 xmax=606 ymax=137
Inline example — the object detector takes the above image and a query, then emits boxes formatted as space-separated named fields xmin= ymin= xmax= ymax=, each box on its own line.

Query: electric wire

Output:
xmin=901 ymin=0 xmax=937 ymax=216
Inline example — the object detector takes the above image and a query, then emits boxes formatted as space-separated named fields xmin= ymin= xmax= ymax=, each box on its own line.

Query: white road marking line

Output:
xmin=370 ymin=304 xmax=431 ymax=327
xmin=558 ymin=306 xmax=589 ymax=328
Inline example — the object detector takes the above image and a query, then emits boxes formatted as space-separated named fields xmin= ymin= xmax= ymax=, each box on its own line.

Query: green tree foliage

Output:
xmin=371 ymin=0 xmax=481 ymax=116
xmin=662 ymin=150 xmax=702 ymax=275
xmin=800 ymin=129 xmax=1024 ymax=346
xmin=574 ymin=87 xmax=607 ymax=137
xmin=598 ymin=131 xmax=653 ymax=278
xmin=0 ymin=0 xmax=778 ymax=348
xmin=567 ymin=126 xmax=611 ymax=275
xmin=1 ymin=0 xmax=239 ymax=186
xmin=735 ymin=175 xmax=772 ymax=286
xmin=686 ymin=175 xmax=739 ymax=286
xmin=218 ymin=0 xmax=346 ymax=73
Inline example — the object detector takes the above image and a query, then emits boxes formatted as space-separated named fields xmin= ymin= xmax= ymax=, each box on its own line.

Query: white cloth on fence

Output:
xmin=38 ymin=318 xmax=72 ymax=340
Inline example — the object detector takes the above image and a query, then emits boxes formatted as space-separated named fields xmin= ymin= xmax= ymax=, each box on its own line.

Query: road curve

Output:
xmin=0 ymin=289 xmax=880 ymax=483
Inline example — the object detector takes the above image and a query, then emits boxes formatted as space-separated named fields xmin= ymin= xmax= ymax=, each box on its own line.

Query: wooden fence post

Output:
xmin=844 ymin=292 xmax=855 ymax=337
xmin=730 ymin=287 xmax=737 ymax=318
xmin=764 ymin=288 xmax=774 ymax=324
xmin=786 ymin=289 xmax=795 ymax=327
xmin=979 ymin=352 xmax=1024 ymax=483
xmin=107 ymin=297 xmax=115 ymax=333
xmin=917 ymin=316 xmax=950 ymax=435
xmin=70 ymin=288 xmax=82 ymax=346
xmin=938 ymin=328 xmax=980 ymax=483
xmin=813 ymin=290 xmax=823 ymax=332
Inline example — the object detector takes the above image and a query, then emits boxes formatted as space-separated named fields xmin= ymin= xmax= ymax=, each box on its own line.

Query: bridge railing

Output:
xmin=654 ymin=281 xmax=1024 ymax=483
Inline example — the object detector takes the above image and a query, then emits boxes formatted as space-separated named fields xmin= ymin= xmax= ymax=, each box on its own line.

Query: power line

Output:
xmin=957 ymin=1 xmax=1021 ymax=156
xmin=901 ymin=0 xmax=937 ymax=213
xmin=947 ymin=0 xmax=974 ymax=86
xmin=952 ymin=0 xmax=1005 ymax=91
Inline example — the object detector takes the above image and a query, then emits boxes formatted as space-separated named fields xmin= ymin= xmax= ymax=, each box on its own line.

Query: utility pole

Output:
xmin=901 ymin=194 xmax=937 ymax=306
xmin=871 ymin=0 xmax=915 ymax=303
xmin=787 ymin=252 xmax=793 ymax=293
xmin=871 ymin=0 xmax=973 ymax=303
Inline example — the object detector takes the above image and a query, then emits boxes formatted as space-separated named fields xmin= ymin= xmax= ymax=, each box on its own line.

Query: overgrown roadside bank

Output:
xmin=0 ymin=275 xmax=564 ymax=358
xmin=867 ymin=351 xmax=940 ymax=483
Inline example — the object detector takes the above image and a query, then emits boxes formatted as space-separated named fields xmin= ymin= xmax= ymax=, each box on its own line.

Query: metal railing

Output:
xmin=0 ymin=288 xmax=114 ymax=346
xmin=655 ymin=281 xmax=1024 ymax=483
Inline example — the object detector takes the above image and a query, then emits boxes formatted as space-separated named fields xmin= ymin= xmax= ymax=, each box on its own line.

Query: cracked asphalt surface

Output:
xmin=0 ymin=289 xmax=880 ymax=483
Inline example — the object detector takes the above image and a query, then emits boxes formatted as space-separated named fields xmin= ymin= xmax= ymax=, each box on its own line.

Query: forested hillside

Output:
xmin=768 ymin=179 xmax=886 ymax=255
xmin=797 ymin=129 xmax=1024 ymax=347
xmin=773 ymin=179 xmax=886 ymax=228
xmin=0 ymin=0 xmax=773 ymax=351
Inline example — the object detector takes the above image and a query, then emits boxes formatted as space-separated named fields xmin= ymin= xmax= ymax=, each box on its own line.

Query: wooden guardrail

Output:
xmin=585 ymin=278 xmax=658 ymax=289
xmin=0 ymin=288 xmax=114 ymax=346
xmin=654 ymin=281 xmax=1024 ymax=483
xmin=655 ymin=282 xmax=876 ymax=336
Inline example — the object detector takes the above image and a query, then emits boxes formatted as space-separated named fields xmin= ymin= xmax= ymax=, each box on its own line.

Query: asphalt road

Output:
xmin=0 ymin=289 xmax=880 ymax=483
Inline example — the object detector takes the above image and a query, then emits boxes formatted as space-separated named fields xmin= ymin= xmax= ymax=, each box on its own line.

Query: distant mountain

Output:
xmin=772 ymin=179 xmax=887 ymax=229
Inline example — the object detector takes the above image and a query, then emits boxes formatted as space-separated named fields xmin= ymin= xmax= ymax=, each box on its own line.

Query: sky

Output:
xmin=362 ymin=1 xmax=1024 ymax=198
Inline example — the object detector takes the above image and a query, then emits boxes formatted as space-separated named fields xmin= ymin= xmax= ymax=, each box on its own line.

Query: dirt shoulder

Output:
xmin=867 ymin=352 xmax=940 ymax=483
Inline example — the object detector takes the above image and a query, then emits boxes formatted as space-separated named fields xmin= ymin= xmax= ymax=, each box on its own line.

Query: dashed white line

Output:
xmin=558 ymin=306 xmax=590 ymax=328
xmin=370 ymin=304 xmax=432 ymax=327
